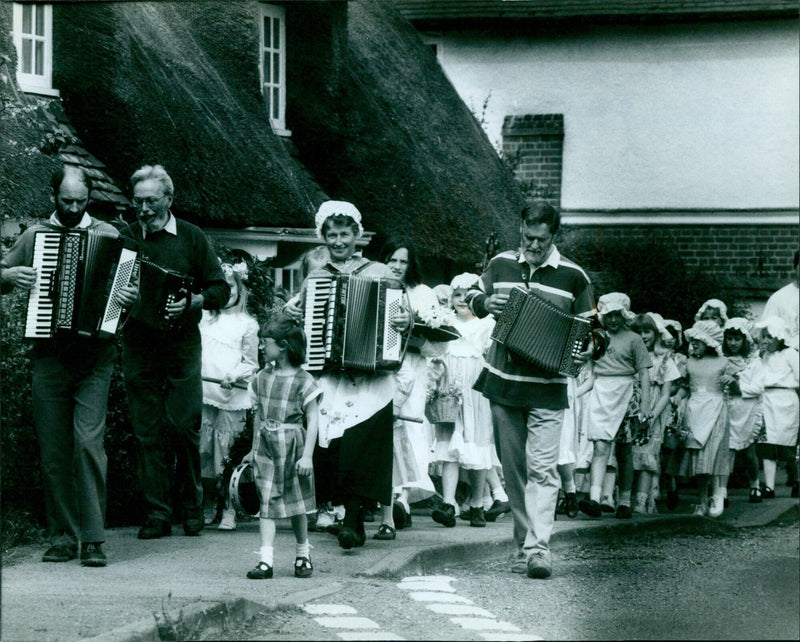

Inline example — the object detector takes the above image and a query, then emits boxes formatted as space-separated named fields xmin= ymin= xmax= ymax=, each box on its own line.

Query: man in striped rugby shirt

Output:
xmin=467 ymin=200 xmax=596 ymax=579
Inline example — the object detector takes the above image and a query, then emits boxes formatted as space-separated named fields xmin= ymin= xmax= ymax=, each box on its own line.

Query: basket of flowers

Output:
xmin=425 ymin=358 xmax=462 ymax=424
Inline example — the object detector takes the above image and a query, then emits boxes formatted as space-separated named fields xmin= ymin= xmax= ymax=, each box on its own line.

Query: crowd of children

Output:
xmin=199 ymin=250 xmax=798 ymax=582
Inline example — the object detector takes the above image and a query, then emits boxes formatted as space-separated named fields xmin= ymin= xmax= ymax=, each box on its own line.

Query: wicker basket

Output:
xmin=424 ymin=360 xmax=461 ymax=423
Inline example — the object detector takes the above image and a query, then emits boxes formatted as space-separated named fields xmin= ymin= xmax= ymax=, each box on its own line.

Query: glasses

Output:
xmin=132 ymin=194 xmax=167 ymax=209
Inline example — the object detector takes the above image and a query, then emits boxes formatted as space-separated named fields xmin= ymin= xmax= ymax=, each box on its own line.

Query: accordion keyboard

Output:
xmin=303 ymin=277 xmax=334 ymax=371
xmin=24 ymin=232 xmax=61 ymax=338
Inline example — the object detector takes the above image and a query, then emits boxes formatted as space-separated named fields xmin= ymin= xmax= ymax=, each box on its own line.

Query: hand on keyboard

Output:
xmin=1 ymin=266 xmax=37 ymax=290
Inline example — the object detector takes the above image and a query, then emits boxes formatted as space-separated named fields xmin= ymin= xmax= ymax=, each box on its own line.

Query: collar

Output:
xmin=49 ymin=212 xmax=92 ymax=229
xmin=141 ymin=212 xmax=177 ymax=239
xmin=517 ymin=245 xmax=561 ymax=271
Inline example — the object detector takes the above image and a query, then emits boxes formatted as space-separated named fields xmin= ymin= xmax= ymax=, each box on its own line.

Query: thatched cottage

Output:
xmin=2 ymin=0 xmax=526 ymax=285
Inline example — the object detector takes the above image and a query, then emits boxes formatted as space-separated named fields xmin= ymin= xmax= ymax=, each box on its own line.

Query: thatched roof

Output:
xmin=288 ymin=0 xmax=526 ymax=263
xmin=54 ymin=2 xmax=323 ymax=228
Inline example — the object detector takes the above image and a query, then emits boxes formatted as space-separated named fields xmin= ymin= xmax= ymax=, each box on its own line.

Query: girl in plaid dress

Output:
xmin=245 ymin=314 xmax=321 ymax=580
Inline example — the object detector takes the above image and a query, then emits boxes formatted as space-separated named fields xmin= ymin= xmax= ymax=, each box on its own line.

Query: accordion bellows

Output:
xmin=491 ymin=286 xmax=592 ymax=378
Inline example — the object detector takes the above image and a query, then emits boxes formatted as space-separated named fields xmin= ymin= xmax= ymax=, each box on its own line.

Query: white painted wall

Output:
xmin=429 ymin=19 xmax=799 ymax=210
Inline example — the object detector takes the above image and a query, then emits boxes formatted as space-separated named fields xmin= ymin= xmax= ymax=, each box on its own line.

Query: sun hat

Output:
xmin=723 ymin=317 xmax=754 ymax=343
xmin=663 ymin=319 xmax=683 ymax=349
xmin=449 ymin=272 xmax=482 ymax=291
xmin=314 ymin=200 xmax=364 ymax=239
xmin=685 ymin=319 xmax=724 ymax=355
xmin=646 ymin=312 xmax=673 ymax=344
xmin=695 ymin=299 xmax=728 ymax=325
xmin=754 ymin=316 xmax=793 ymax=346
xmin=597 ymin=292 xmax=636 ymax=324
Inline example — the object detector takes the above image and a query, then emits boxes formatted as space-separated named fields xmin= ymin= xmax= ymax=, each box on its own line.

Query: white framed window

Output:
xmin=12 ymin=3 xmax=59 ymax=97
xmin=258 ymin=3 xmax=289 ymax=136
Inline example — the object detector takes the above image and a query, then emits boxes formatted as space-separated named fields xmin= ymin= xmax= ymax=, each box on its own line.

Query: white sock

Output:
xmin=564 ymin=479 xmax=576 ymax=494
xmin=619 ymin=490 xmax=632 ymax=507
xmin=491 ymin=486 xmax=509 ymax=502
xmin=295 ymin=541 xmax=310 ymax=559
xmin=590 ymin=485 xmax=602 ymax=503
xmin=259 ymin=546 xmax=274 ymax=566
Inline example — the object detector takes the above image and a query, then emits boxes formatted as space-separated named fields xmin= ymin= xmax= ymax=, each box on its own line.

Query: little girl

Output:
xmin=681 ymin=320 xmax=729 ymax=517
xmin=747 ymin=317 xmax=799 ymax=498
xmin=662 ymin=319 xmax=690 ymax=510
xmin=695 ymin=299 xmax=728 ymax=329
xmin=199 ymin=262 xmax=259 ymax=529
xmin=245 ymin=314 xmax=321 ymax=580
xmin=631 ymin=313 xmax=681 ymax=515
xmin=429 ymin=273 xmax=498 ymax=528
xmin=579 ymin=292 xmax=651 ymax=519
xmin=720 ymin=318 xmax=763 ymax=503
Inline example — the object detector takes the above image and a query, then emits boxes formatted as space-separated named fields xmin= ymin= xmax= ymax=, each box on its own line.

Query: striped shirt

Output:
xmin=467 ymin=246 xmax=595 ymax=409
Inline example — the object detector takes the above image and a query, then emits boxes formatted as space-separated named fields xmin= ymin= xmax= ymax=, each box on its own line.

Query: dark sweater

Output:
xmin=120 ymin=218 xmax=229 ymax=332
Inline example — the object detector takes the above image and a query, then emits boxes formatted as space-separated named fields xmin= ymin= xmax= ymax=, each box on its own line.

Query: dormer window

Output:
xmin=12 ymin=3 xmax=58 ymax=97
xmin=258 ymin=3 xmax=289 ymax=136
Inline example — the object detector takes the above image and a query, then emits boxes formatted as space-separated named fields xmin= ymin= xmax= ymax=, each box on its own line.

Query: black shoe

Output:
xmin=138 ymin=517 xmax=171 ymax=540
xmin=432 ymin=503 xmax=457 ymax=528
xmin=484 ymin=499 xmax=511 ymax=522
xmin=564 ymin=492 xmax=579 ymax=518
xmin=42 ymin=543 xmax=77 ymax=563
xmin=578 ymin=499 xmax=602 ymax=518
xmin=392 ymin=502 xmax=407 ymax=530
xmin=762 ymin=487 xmax=775 ymax=499
xmin=183 ymin=514 xmax=204 ymax=537
xmin=247 ymin=561 xmax=273 ymax=579
xmin=615 ymin=504 xmax=633 ymax=519
xmin=80 ymin=543 xmax=107 ymax=567
xmin=749 ymin=488 xmax=763 ymax=503
xmin=373 ymin=524 xmax=397 ymax=540
xmin=469 ymin=507 xmax=486 ymax=527
xmin=337 ymin=527 xmax=362 ymax=550
xmin=667 ymin=490 xmax=679 ymax=511
xmin=294 ymin=556 xmax=313 ymax=578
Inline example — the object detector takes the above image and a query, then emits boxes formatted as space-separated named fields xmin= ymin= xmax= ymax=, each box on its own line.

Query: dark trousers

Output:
xmin=122 ymin=325 xmax=202 ymax=523
xmin=32 ymin=342 xmax=115 ymax=544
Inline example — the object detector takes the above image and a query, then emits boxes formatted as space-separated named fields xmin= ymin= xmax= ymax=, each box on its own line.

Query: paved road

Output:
xmin=223 ymin=511 xmax=799 ymax=640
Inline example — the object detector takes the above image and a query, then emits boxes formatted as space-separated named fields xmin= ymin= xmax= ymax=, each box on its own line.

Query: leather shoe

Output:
xmin=484 ymin=499 xmax=511 ymax=522
xmin=468 ymin=506 xmax=486 ymax=527
xmin=294 ymin=556 xmax=313 ymax=578
xmin=42 ymin=543 xmax=77 ymax=563
xmin=578 ymin=499 xmax=602 ymax=518
xmin=392 ymin=501 xmax=412 ymax=530
xmin=80 ymin=543 xmax=107 ymax=567
xmin=373 ymin=524 xmax=397 ymax=540
xmin=432 ymin=503 xmax=457 ymax=528
xmin=138 ymin=517 xmax=171 ymax=540
xmin=564 ymin=492 xmax=579 ymax=518
xmin=615 ymin=504 xmax=633 ymax=519
xmin=526 ymin=552 xmax=552 ymax=579
xmin=247 ymin=561 xmax=273 ymax=579
xmin=337 ymin=526 xmax=366 ymax=550
xmin=183 ymin=513 xmax=204 ymax=536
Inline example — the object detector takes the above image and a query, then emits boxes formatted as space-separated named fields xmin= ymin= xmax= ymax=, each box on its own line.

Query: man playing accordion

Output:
xmin=466 ymin=200 xmax=596 ymax=579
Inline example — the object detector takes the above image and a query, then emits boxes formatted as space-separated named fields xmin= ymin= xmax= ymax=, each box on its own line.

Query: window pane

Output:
xmin=272 ymin=52 xmax=279 ymax=84
xmin=22 ymin=40 xmax=32 ymax=74
xmin=22 ymin=5 xmax=32 ymax=34
xmin=263 ymin=17 xmax=271 ymax=48
xmin=35 ymin=5 xmax=45 ymax=36
xmin=264 ymin=85 xmax=271 ymax=116
xmin=263 ymin=52 xmax=271 ymax=83
xmin=35 ymin=41 xmax=44 ymax=75
xmin=273 ymin=18 xmax=280 ymax=49
xmin=272 ymin=87 xmax=279 ymax=120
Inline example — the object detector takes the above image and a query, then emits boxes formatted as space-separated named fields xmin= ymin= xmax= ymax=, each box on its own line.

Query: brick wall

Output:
xmin=561 ymin=223 xmax=798 ymax=296
xmin=502 ymin=114 xmax=563 ymax=205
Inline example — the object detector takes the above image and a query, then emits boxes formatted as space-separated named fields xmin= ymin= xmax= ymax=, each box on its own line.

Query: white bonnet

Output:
xmin=685 ymin=319 xmax=724 ymax=355
xmin=695 ymin=299 xmax=728 ymax=324
xmin=723 ymin=317 xmax=753 ymax=343
xmin=450 ymin=272 xmax=482 ymax=291
xmin=646 ymin=312 xmax=673 ymax=344
xmin=754 ymin=315 xmax=793 ymax=345
xmin=597 ymin=292 xmax=636 ymax=324
xmin=314 ymin=200 xmax=364 ymax=239
xmin=663 ymin=319 xmax=683 ymax=348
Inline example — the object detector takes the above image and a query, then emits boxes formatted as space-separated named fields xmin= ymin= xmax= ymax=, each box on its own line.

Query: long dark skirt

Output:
xmin=313 ymin=401 xmax=393 ymax=506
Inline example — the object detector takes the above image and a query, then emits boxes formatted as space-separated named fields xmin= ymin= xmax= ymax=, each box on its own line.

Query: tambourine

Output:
xmin=229 ymin=462 xmax=260 ymax=517
xmin=588 ymin=327 xmax=610 ymax=361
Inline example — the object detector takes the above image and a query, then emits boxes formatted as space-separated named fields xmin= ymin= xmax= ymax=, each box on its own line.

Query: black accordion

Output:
xmin=491 ymin=286 xmax=602 ymax=378
xmin=131 ymin=259 xmax=195 ymax=331
xmin=302 ymin=274 xmax=407 ymax=374
xmin=25 ymin=229 xmax=138 ymax=339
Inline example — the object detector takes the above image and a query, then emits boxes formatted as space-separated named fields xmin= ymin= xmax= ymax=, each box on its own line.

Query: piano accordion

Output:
xmin=491 ymin=286 xmax=594 ymax=378
xmin=131 ymin=259 xmax=195 ymax=331
xmin=24 ymin=229 xmax=138 ymax=339
xmin=303 ymin=274 xmax=407 ymax=374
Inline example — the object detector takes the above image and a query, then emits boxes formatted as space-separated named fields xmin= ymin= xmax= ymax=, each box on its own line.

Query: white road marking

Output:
xmin=406 ymin=591 xmax=474 ymax=603
xmin=303 ymin=604 xmax=358 ymax=615
xmin=451 ymin=616 xmax=520 ymax=631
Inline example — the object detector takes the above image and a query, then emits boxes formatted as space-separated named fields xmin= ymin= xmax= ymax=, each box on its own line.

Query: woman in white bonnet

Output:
xmin=284 ymin=201 xmax=411 ymax=550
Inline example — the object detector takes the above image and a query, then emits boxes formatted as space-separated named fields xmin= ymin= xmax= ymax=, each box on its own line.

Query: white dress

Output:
xmin=741 ymin=348 xmax=800 ymax=447
xmin=432 ymin=314 xmax=498 ymax=470
xmin=725 ymin=355 xmax=762 ymax=451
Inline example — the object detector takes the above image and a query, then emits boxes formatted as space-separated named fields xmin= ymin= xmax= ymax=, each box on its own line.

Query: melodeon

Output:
xmin=303 ymin=273 xmax=407 ymax=374
xmin=491 ymin=286 xmax=603 ymax=378
xmin=25 ymin=229 xmax=138 ymax=339
xmin=131 ymin=259 xmax=195 ymax=331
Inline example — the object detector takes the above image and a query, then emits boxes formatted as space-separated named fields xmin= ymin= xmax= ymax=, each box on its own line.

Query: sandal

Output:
xmin=373 ymin=524 xmax=396 ymax=540
xmin=246 ymin=561 xmax=273 ymax=580
xmin=294 ymin=556 xmax=313 ymax=578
